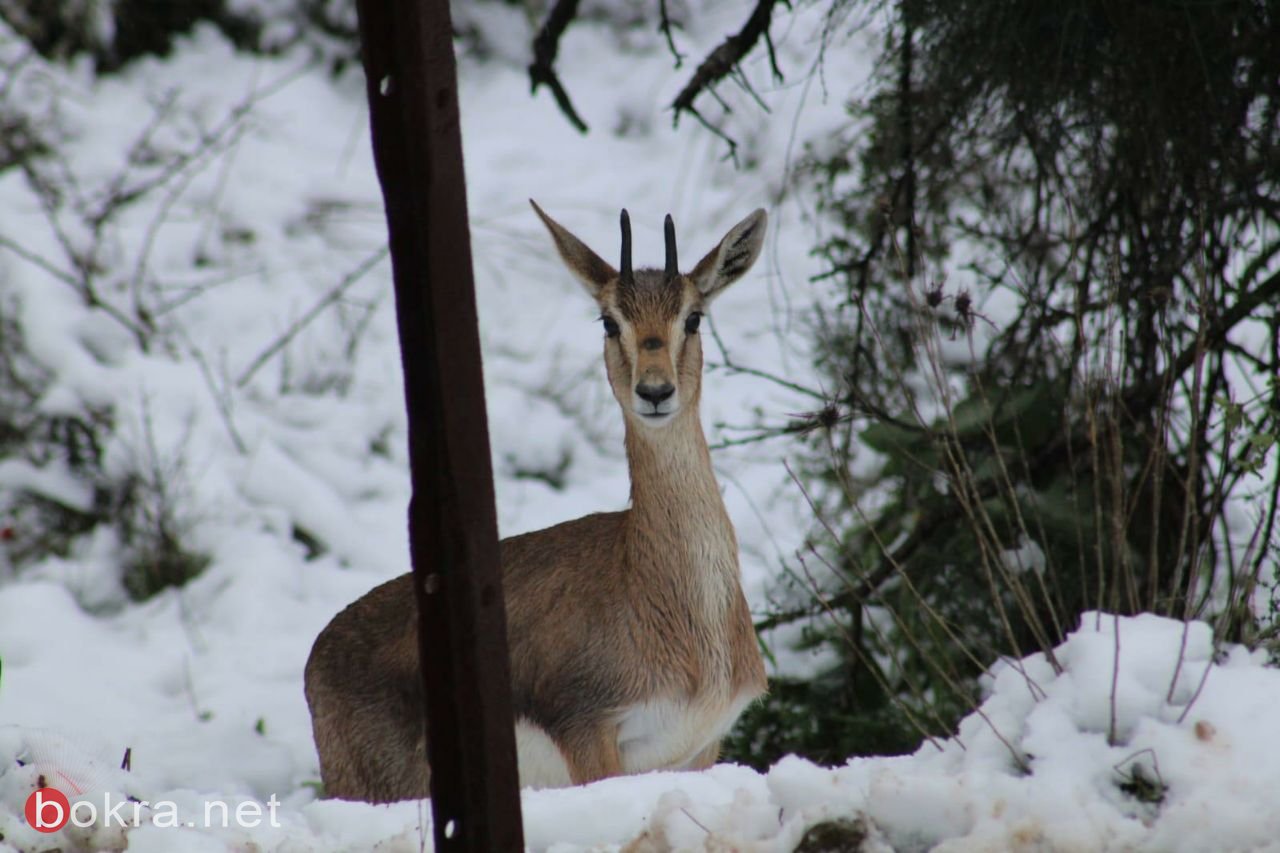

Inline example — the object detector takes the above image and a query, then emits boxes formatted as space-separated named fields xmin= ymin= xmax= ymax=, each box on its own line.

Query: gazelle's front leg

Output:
xmin=560 ymin=723 xmax=624 ymax=784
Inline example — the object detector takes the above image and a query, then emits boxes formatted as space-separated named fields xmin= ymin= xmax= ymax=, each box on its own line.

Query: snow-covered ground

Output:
xmin=1 ymin=3 xmax=1278 ymax=851
xmin=6 ymin=610 xmax=1280 ymax=851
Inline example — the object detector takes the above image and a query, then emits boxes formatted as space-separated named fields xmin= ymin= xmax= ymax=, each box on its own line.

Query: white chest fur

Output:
xmin=612 ymin=524 xmax=756 ymax=773
xmin=615 ymin=689 xmax=759 ymax=773
xmin=514 ymin=719 xmax=573 ymax=790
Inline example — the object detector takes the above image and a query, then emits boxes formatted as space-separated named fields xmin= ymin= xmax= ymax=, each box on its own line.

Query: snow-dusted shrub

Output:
xmin=111 ymin=418 xmax=211 ymax=602
xmin=0 ymin=30 xmax=234 ymax=600
xmin=0 ymin=293 xmax=111 ymax=574
xmin=0 ymin=292 xmax=208 ymax=601
xmin=0 ymin=0 xmax=265 ymax=71
xmin=734 ymin=0 xmax=1280 ymax=771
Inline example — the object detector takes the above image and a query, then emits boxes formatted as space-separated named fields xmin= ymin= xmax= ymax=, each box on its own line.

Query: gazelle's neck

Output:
xmin=622 ymin=402 xmax=736 ymax=571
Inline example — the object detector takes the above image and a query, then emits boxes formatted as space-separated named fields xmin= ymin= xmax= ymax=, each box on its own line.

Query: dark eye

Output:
xmin=601 ymin=315 xmax=620 ymax=338
xmin=684 ymin=312 xmax=702 ymax=334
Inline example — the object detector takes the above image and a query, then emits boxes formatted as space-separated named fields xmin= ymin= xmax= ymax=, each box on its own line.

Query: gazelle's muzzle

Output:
xmin=634 ymin=380 xmax=677 ymax=421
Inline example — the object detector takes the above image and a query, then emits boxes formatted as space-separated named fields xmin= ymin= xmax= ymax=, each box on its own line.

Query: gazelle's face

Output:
xmin=595 ymin=271 xmax=704 ymax=427
xmin=531 ymin=202 xmax=767 ymax=431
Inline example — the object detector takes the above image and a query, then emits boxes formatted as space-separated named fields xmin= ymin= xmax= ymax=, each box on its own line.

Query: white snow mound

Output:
xmin=4 ymin=612 xmax=1280 ymax=851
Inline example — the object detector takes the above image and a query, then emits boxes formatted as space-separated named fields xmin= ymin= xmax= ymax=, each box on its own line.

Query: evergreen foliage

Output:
xmin=733 ymin=0 xmax=1280 ymax=765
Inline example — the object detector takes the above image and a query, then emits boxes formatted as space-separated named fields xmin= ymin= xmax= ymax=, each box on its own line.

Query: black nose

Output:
xmin=636 ymin=383 xmax=675 ymax=406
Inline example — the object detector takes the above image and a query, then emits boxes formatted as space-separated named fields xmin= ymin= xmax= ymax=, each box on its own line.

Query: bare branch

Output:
xmin=705 ymin=309 xmax=822 ymax=398
xmin=528 ymin=0 xmax=589 ymax=134
xmin=1133 ymin=267 xmax=1280 ymax=409
xmin=658 ymin=0 xmax=685 ymax=68
xmin=234 ymin=247 xmax=389 ymax=388
xmin=670 ymin=0 xmax=783 ymax=137
xmin=0 ymin=231 xmax=79 ymax=288
xmin=182 ymin=334 xmax=247 ymax=455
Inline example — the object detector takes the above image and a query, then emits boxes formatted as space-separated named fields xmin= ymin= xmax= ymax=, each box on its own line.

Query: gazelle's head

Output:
xmin=531 ymin=201 xmax=767 ymax=429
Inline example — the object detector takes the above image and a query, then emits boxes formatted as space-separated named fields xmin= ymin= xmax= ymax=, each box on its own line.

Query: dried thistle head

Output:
xmin=925 ymin=278 xmax=946 ymax=309
xmin=954 ymin=290 xmax=973 ymax=326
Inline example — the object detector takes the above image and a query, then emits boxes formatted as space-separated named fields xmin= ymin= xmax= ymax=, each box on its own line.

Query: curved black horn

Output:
xmin=619 ymin=209 xmax=633 ymax=282
xmin=664 ymin=214 xmax=678 ymax=279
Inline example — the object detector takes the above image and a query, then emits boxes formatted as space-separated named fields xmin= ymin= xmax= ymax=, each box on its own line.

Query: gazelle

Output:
xmin=304 ymin=202 xmax=769 ymax=801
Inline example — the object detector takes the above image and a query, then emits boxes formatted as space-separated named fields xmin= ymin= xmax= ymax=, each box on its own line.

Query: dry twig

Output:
xmin=528 ymin=0 xmax=589 ymax=134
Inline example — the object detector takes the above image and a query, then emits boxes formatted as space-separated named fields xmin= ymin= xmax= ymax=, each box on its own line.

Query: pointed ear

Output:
xmin=689 ymin=209 xmax=767 ymax=302
xmin=530 ymin=200 xmax=617 ymax=298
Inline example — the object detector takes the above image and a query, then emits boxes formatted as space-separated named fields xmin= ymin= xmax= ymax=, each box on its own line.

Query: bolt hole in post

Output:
xmin=379 ymin=75 xmax=393 ymax=96
xmin=444 ymin=819 xmax=457 ymax=839
xmin=423 ymin=573 xmax=441 ymax=594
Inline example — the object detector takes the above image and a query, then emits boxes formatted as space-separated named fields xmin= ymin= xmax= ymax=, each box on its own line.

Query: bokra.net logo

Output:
xmin=25 ymin=787 xmax=70 ymax=832
xmin=22 ymin=784 xmax=284 ymax=832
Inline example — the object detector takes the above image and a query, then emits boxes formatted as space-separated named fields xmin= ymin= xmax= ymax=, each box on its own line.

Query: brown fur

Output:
xmin=305 ymin=203 xmax=770 ymax=801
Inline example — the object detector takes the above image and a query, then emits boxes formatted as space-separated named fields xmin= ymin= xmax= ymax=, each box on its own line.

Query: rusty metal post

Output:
xmin=354 ymin=1 xmax=524 ymax=849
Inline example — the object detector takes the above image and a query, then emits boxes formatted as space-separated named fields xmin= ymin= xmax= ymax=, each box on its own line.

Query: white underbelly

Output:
xmin=616 ymin=691 xmax=758 ymax=774
xmin=513 ymin=688 xmax=759 ymax=788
